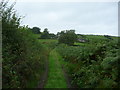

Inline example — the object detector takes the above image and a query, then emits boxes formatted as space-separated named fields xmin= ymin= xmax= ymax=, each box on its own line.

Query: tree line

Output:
xmin=31 ymin=26 xmax=78 ymax=46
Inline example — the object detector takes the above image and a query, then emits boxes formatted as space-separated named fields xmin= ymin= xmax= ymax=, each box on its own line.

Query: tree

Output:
xmin=40 ymin=28 xmax=50 ymax=39
xmin=104 ymin=35 xmax=113 ymax=40
xmin=58 ymin=30 xmax=77 ymax=45
xmin=31 ymin=27 xmax=41 ymax=34
xmin=49 ymin=33 xmax=56 ymax=39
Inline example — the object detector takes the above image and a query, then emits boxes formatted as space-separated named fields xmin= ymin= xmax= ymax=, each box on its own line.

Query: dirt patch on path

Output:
xmin=37 ymin=59 xmax=49 ymax=88
xmin=62 ymin=65 xmax=78 ymax=89
xmin=62 ymin=65 xmax=72 ymax=88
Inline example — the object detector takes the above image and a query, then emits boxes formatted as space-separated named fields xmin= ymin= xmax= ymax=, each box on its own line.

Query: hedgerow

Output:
xmin=56 ymin=36 xmax=119 ymax=88
xmin=2 ymin=1 xmax=48 ymax=88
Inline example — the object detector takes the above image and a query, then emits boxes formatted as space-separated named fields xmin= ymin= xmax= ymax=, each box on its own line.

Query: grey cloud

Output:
xmin=14 ymin=2 xmax=118 ymax=36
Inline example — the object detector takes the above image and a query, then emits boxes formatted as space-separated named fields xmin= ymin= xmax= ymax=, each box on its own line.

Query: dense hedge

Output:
xmin=56 ymin=36 xmax=119 ymax=88
xmin=2 ymin=1 xmax=48 ymax=88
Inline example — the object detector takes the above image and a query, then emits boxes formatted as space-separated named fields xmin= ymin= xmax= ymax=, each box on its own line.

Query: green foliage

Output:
xmin=45 ymin=49 xmax=67 ymax=88
xmin=49 ymin=33 xmax=57 ymax=39
xmin=40 ymin=28 xmax=50 ymax=39
xmin=56 ymin=35 xmax=119 ymax=88
xmin=2 ymin=0 xmax=119 ymax=88
xmin=2 ymin=1 xmax=49 ymax=88
xmin=31 ymin=27 xmax=41 ymax=34
xmin=58 ymin=30 xmax=77 ymax=46
xmin=77 ymin=34 xmax=89 ymax=43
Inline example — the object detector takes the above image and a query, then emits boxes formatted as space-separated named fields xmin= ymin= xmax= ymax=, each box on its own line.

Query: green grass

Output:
xmin=44 ymin=49 xmax=67 ymax=88
xmin=33 ymin=34 xmax=41 ymax=38
xmin=74 ymin=42 xmax=85 ymax=46
xmin=38 ymin=39 xmax=58 ymax=43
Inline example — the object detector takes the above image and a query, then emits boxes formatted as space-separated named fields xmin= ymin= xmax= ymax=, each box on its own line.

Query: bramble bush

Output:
xmin=56 ymin=35 xmax=119 ymax=88
xmin=2 ymin=1 xmax=49 ymax=88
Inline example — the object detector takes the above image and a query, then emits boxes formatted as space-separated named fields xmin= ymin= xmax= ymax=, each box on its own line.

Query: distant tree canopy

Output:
xmin=49 ymin=33 xmax=56 ymax=39
xmin=58 ymin=30 xmax=77 ymax=45
xmin=104 ymin=35 xmax=113 ymax=40
xmin=31 ymin=27 xmax=41 ymax=34
xmin=40 ymin=28 xmax=50 ymax=39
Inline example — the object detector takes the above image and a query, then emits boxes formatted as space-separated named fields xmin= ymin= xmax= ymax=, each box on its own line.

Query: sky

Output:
xmin=12 ymin=0 xmax=118 ymax=36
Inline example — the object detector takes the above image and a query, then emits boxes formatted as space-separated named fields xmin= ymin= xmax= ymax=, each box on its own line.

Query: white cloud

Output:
xmin=14 ymin=2 xmax=118 ymax=36
xmin=76 ymin=24 xmax=118 ymax=35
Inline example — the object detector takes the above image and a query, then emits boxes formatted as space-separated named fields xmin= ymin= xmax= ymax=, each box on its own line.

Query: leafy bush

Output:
xmin=2 ymin=1 xmax=49 ymax=88
xmin=58 ymin=30 xmax=77 ymax=46
xmin=56 ymin=35 xmax=119 ymax=88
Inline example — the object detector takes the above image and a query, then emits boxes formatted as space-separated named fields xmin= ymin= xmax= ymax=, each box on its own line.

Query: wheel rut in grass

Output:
xmin=44 ymin=49 xmax=68 ymax=88
xmin=37 ymin=58 xmax=48 ymax=88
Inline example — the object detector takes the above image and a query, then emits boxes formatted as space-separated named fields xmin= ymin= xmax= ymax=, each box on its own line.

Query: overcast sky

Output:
xmin=13 ymin=1 xmax=118 ymax=36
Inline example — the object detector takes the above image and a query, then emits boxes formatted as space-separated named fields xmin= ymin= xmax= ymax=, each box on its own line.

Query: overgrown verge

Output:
xmin=1 ymin=1 xmax=49 ymax=88
xmin=56 ymin=36 xmax=119 ymax=88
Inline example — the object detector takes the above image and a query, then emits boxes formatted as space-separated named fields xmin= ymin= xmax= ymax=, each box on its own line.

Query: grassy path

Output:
xmin=44 ymin=49 xmax=67 ymax=88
